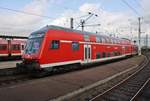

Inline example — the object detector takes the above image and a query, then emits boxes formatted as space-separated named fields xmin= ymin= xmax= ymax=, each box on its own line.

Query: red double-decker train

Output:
xmin=18 ymin=25 xmax=138 ymax=73
xmin=0 ymin=37 xmax=26 ymax=60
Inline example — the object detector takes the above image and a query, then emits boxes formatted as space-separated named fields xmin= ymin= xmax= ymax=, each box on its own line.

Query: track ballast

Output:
xmin=90 ymin=54 xmax=150 ymax=101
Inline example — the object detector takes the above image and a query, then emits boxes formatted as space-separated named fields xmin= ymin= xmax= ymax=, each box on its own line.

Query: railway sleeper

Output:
xmin=109 ymin=92 xmax=129 ymax=99
xmin=119 ymin=87 xmax=139 ymax=94
xmin=114 ymin=89 xmax=135 ymax=96
xmin=101 ymin=95 xmax=123 ymax=101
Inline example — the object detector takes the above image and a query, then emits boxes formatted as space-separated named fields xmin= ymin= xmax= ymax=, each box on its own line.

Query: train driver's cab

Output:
xmin=23 ymin=32 xmax=44 ymax=60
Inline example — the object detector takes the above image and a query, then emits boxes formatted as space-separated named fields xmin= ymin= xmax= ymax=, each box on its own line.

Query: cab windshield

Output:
xmin=25 ymin=37 xmax=43 ymax=54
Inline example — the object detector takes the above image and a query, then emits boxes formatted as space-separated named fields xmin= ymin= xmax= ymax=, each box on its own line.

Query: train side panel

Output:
xmin=39 ymin=30 xmax=84 ymax=67
xmin=0 ymin=39 xmax=8 ymax=57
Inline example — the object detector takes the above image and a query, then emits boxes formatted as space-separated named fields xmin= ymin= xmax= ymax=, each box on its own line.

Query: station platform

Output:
xmin=0 ymin=61 xmax=21 ymax=69
xmin=0 ymin=56 xmax=145 ymax=101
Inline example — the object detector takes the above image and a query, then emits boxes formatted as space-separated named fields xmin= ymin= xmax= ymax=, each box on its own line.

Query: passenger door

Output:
xmin=8 ymin=40 xmax=11 ymax=56
xmin=122 ymin=46 xmax=125 ymax=55
xmin=84 ymin=44 xmax=91 ymax=63
xmin=20 ymin=44 xmax=25 ymax=55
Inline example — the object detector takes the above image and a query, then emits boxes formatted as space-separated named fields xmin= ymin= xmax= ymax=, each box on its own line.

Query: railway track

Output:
xmin=90 ymin=54 xmax=150 ymax=101
xmin=135 ymin=78 xmax=150 ymax=101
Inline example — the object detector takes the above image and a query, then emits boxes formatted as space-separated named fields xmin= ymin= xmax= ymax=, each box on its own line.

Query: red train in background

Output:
xmin=18 ymin=25 xmax=138 ymax=73
xmin=0 ymin=36 xmax=27 ymax=60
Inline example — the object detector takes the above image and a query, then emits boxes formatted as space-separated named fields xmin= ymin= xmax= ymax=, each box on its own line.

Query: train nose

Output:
xmin=26 ymin=54 xmax=31 ymax=58
xmin=23 ymin=54 xmax=37 ymax=60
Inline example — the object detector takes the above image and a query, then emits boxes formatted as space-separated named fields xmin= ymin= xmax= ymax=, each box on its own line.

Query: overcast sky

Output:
xmin=0 ymin=0 xmax=149 ymax=41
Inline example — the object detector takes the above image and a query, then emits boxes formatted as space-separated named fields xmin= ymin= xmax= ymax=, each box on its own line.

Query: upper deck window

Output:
xmin=84 ymin=35 xmax=90 ymax=41
xmin=110 ymin=38 xmax=113 ymax=44
xmin=51 ymin=40 xmax=60 ymax=49
xmin=96 ymin=36 xmax=102 ymax=43
xmin=101 ymin=37 xmax=106 ymax=43
xmin=113 ymin=40 xmax=117 ymax=44
xmin=105 ymin=38 xmax=110 ymax=43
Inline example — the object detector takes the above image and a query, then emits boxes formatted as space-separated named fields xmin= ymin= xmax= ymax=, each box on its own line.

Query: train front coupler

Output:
xmin=16 ymin=60 xmax=42 ymax=73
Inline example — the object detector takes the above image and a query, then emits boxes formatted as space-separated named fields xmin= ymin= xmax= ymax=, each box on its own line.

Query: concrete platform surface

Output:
xmin=0 ymin=61 xmax=21 ymax=69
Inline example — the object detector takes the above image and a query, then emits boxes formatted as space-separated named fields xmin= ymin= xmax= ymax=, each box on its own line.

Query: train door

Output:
xmin=20 ymin=44 xmax=25 ymax=54
xmin=84 ymin=44 xmax=91 ymax=63
xmin=122 ymin=46 xmax=125 ymax=55
xmin=7 ymin=39 xmax=11 ymax=56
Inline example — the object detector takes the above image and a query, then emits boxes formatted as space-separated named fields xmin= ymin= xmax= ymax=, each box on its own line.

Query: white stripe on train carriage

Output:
xmin=60 ymin=40 xmax=72 ymax=43
xmin=40 ymin=54 xmax=130 ymax=68
xmin=11 ymin=53 xmax=21 ymax=56
xmin=40 ymin=60 xmax=82 ymax=68
xmin=0 ymin=54 xmax=8 ymax=56
xmin=85 ymin=55 xmax=126 ymax=63
xmin=60 ymin=40 xmax=133 ymax=47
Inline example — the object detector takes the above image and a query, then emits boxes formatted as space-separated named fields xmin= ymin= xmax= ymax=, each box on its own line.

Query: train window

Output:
xmin=100 ymin=37 xmax=102 ymax=43
xmin=112 ymin=52 xmax=114 ymax=56
xmin=117 ymin=40 xmax=120 ymax=44
xmin=103 ymin=38 xmax=106 ymax=43
xmin=11 ymin=44 xmax=20 ymax=50
xmin=72 ymin=42 xmax=79 ymax=51
xmin=101 ymin=38 xmax=105 ymax=43
xmin=104 ymin=38 xmax=107 ymax=43
xmin=112 ymin=39 xmax=114 ymax=44
xmin=107 ymin=52 xmax=111 ymax=57
xmin=107 ymin=38 xmax=110 ymax=43
xmin=96 ymin=52 xmax=101 ymax=59
xmin=84 ymin=35 xmax=90 ymax=41
xmin=51 ymin=40 xmax=60 ymax=49
xmin=105 ymin=38 xmax=109 ymax=43
xmin=96 ymin=36 xmax=102 ymax=43
xmin=102 ymin=52 xmax=106 ymax=58
xmin=96 ymin=36 xmax=99 ymax=42
xmin=22 ymin=45 xmax=25 ymax=50
xmin=125 ymin=47 xmax=128 ymax=51
xmin=113 ymin=40 xmax=116 ymax=44
xmin=0 ymin=44 xmax=7 ymax=50
xmin=109 ymin=39 xmax=112 ymax=44
xmin=114 ymin=51 xmax=118 ymax=56
xmin=111 ymin=52 xmax=114 ymax=56
xmin=115 ymin=40 xmax=117 ymax=44
xmin=112 ymin=51 xmax=116 ymax=56
xmin=118 ymin=40 xmax=121 ymax=44
xmin=116 ymin=40 xmax=118 ymax=44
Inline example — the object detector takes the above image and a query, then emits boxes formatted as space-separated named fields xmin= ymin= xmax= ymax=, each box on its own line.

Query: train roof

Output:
xmin=31 ymin=25 xmax=131 ymax=42
xmin=32 ymin=25 xmax=90 ymax=34
xmin=33 ymin=25 xmax=110 ymax=37
xmin=0 ymin=35 xmax=28 ymax=39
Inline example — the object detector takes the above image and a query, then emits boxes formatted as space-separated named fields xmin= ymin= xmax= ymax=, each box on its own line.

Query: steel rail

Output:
xmin=130 ymin=78 xmax=150 ymax=101
xmin=89 ymin=55 xmax=149 ymax=101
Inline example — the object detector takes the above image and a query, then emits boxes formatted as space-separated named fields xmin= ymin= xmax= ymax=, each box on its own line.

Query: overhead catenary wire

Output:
xmin=0 ymin=6 xmax=55 ymax=19
xmin=121 ymin=0 xmax=140 ymax=16
xmin=133 ymin=0 xmax=145 ymax=11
